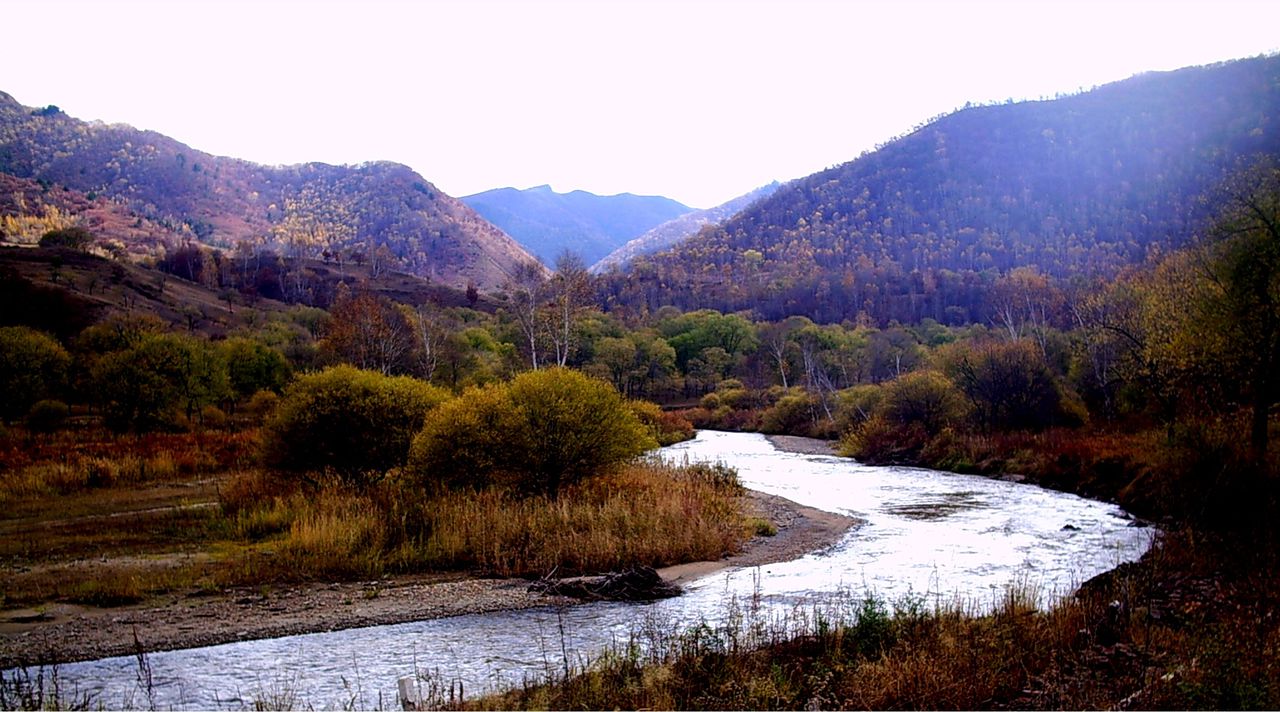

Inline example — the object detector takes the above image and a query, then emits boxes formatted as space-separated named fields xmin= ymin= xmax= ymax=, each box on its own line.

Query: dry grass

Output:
xmin=216 ymin=459 xmax=749 ymax=582
xmin=466 ymin=528 xmax=1280 ymax=711
xmin=2 ymin=425 xmax=754 ymax=611
xmin=414 ymin=459 xmax=747 ymax=576
xmin=0 ymin=428 xmax=256 ymax=516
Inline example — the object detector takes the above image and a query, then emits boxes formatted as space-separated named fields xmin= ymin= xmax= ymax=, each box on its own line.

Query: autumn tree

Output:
xmin=407 ymin=305 xmax=452 ymax=381
xmin=948 ymin=339 xmax=1068 ymax=432
xmin=839 ymin=370 xmax=968 ymax=462
xmin=989 ymin=266 xmax=1062 ymax=356
xmin=1198 ymin=159 xmax=1280 ymax=460
xmin=320 ymin=289 xmax=414 ymax=374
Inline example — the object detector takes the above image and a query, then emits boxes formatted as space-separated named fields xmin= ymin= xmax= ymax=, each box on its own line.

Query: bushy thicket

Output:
xmin=409 ymin=368 xmax=655 ymax=497
xmin=261 ymin=365 xmax=450 ymax=483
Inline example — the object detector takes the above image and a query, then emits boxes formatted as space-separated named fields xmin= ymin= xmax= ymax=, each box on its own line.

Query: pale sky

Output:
xmin=3 ymin=0 xmax=1278 ymax=208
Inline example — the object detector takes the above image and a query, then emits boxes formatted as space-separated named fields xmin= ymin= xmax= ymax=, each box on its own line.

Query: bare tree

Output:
xmin=505 ymin=259 xmax=548 ymax=369
xmin=546 ymin=251 xmax=592 ymax=367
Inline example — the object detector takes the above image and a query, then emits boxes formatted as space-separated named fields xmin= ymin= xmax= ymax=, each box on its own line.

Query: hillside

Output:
xmin=600 ymin=55 xmax=1280 ymax=324
xmin=0 ymin=92 xmax=537 ymax=290
xmin=0 ymin=244 xmax=503 ymax=341
xmin=591 ymin=182 xmax=781 ymax=273
xmin=461 ymin=184 xmax=690 ymax=266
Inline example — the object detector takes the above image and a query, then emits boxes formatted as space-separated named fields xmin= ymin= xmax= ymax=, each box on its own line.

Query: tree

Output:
xmin=409 ymin=368 xmax=655 ymax=498
xmin=758 ymin=317 xmax=806 ymax=388
xmin=1199 ymin=159 xmax=1280 ymax=460
xmin=39 ymin=226 xmax=94 ymax=251
xmin=407 ymin=305 xmax=451 ymax=381
xmin=321 ymin=289 xmax=414 ymax=374
xmin=659 ymin=310 xmax=758 ymax=372
xmin=879 ymin=369 xmax=969 ymax=436
xmin=219 ymin=337 xmax=292 ymax=400
xmin=0 ymin=326 xmax=71 ymax=423
xmin=91 ymin=333 xmax=229 ymax=431
xmin=989 ymin=266 xmax=1062 ymax=356
xmin=504 ymin=259 xmax=549 ymax=369
xmin=545 ymin=251 xmax=592 ymax=367
xmin=949 ymin=339 xmax=1065 ymax=432
xmin=261 ymin=366 xmax=451 ymax=483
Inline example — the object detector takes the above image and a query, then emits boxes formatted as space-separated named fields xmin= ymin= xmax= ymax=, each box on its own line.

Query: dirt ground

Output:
xmin=1 ymin=477 xmax=858 ymax=667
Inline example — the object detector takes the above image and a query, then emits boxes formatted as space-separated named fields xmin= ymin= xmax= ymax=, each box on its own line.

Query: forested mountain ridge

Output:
xmin=462 ymin=184 xmax=691 ymax=266
xmin=591 ymin=182 xmax=782 ymax=274
xmin=0 ymin=91 xmax=537 ymax=290
xmin=601 ymin=55 xmax=1280 ymax=324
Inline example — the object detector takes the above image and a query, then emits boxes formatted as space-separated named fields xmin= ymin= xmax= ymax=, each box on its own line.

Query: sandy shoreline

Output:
xmin=1 ymin=438 xmax=855 ymax=668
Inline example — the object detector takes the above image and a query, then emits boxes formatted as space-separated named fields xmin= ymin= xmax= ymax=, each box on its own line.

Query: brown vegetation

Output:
xmin=0 ymin=423 xmax=748 ymax=614
xmin=467 ymin=528 xmax=1280 ymax=710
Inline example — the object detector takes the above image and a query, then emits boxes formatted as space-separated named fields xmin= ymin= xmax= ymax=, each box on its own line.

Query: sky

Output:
xmin=3 ymin=0 xmax=1279 ymax=209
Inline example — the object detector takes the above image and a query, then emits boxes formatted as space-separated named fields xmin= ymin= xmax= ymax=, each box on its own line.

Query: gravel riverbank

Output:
xmin=1 ymin=485 xmax=857 ymax=668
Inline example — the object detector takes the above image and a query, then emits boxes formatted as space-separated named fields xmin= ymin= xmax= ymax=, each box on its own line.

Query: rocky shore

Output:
xmin=1 ymin=475 xmax=857 ymax=668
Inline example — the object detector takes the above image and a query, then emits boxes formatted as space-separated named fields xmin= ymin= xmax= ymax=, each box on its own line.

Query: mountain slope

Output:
xmin=461 ymin=185 xmax=690 ymax=266
xmin=601 ymin=55 xmax=1280 ymax=324
xmin=591 ymin=182 xmax=782 ymax=273
xmin=0 ymin=92 xmax=536 ymax=290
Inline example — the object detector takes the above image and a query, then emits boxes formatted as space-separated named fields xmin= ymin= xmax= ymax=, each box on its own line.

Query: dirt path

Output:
xmin=0 ymin=488 xmax=858 ymax=668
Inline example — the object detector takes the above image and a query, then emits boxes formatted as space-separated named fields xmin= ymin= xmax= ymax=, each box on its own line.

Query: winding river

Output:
xmin=52 ymin=431 xmax=1153 ymax=709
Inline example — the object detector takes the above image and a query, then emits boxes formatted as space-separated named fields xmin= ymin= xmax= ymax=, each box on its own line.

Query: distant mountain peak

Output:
xmin=462 ymin=185 xmax=691 ymax=265
xmin=591 ymin=182 xmax=783 ymax=273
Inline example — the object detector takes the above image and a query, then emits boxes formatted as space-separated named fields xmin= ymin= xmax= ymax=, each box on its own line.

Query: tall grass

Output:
xmin=218 ymin=459 xmax=750 ymax=582
xmin=466 ymin=527 xmax=1280 ymax=710
xmin=415 ymin=460 xmax=746 ymax=576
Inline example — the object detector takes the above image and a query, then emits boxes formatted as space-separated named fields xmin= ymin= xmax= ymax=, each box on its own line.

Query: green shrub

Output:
xmin=38 ymin=226 xmax=94 ymax=250
xmin=244 ymin=389 xmax=281 ymax=421
xmin=760 ymin=390 xmax=818 ymax=435
xmin=0 ymin=326 xmax=70 ymax=423
xmin=199 ymin=405 xmax=228 ymax=430
xmin=835 ymin=384 xmax=884 ymax=433
xmin=409 ymin=367 xmax=656 ymax=498
xmin=879 ymin=370 xmax=968 ymax=435
xmin=839 ymin=371 xmax=968 ymax=463
xmin=261 ymin=366 xmax=451 ymax=484
xmin=219 ymin=337 xmax=292 ymax=399
xmin=629 ymin=399 xmax=695 ymax=446
xmin=25 ymin=399 xmax=70 ymax=433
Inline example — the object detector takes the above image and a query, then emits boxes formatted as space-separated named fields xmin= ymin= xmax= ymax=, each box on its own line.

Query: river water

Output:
xmin=51 ymin=430 xmax=1152 ymax=709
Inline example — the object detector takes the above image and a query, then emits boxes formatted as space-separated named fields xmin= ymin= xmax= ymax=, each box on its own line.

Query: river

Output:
xmin=50 ymin=430 xmax=1153 ymax=709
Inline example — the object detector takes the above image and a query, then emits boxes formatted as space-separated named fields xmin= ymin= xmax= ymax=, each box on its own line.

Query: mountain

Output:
xmin=590 ymin=182 xmax=782 ymax=273
xmin=599 ymin=55 xmax=1280 ymax=325
xmin=461 ymin=185 xmax=691 ymax=266
xmin=0 ymin=92 xmax=537 ymax=290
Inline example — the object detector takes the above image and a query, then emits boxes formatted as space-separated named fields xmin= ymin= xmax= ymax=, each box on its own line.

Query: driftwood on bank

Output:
xmin=528 ymin=565 xmax=682 ymax=601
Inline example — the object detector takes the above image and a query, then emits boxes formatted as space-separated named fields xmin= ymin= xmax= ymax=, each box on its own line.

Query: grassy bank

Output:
xmin=0 ymin=426 xmax=749 ymax=610
xmin=465 ymin=527 xmax=1279 ymax=710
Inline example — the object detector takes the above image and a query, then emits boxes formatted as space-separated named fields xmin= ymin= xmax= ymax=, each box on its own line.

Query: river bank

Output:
xmin=0 ymin=486 xmax=857 ymax=668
